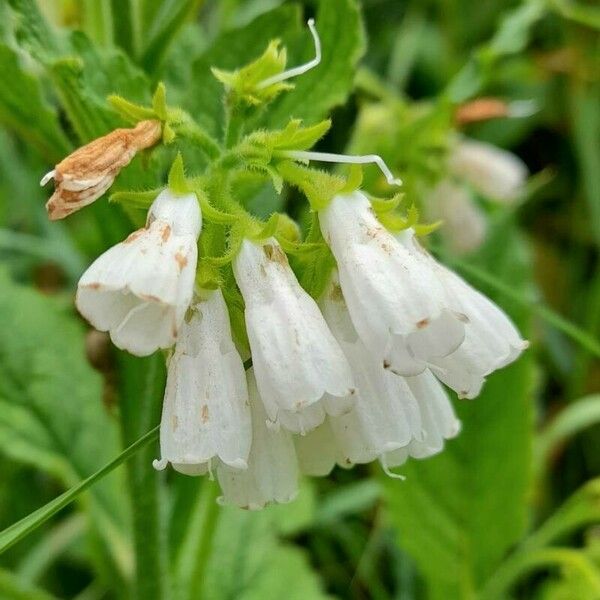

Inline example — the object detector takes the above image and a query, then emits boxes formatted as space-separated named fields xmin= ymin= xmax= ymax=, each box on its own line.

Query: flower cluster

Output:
xmin=40 ymin=23 xmax=528 ymax=510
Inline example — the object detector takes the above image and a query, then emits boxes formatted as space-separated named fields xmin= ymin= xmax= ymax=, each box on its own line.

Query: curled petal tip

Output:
xmin=152 ymin=458 xmax=169 ymax=471
xmin=40 ymin=170 xmax=56 ymax=186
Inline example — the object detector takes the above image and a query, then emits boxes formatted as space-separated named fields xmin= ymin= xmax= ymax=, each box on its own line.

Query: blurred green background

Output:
xmin=0 ymin=0 xmax=599 ymax=598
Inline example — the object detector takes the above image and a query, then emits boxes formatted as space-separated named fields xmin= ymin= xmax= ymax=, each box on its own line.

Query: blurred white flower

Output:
xmin=76 ymin=189 xmax=201 ymax=356
xmin=448 ymin=138 xmax=528 ymax=203
xmin=319 ymin=191 xmax=467 ymax=377
xmin=396 ymin=229 xmax=529 ymax=399
xmin=426 ymin=180 xmax=487 ymax=255
xmin=233 ymin=237 xmax=355 ymax=433
xmin=152 ymin=289 xmax=251 ymax=475
xmin=217 ymin=369 xmax=299 ymax=509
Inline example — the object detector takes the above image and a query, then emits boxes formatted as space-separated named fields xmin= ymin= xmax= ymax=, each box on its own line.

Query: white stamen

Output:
xmin=40 ymin=170 xmax=56 ymax=186
xmin=257 ymin=19 xmax=321 ymax=89
xmin=380 ymin=454 xmax=407 ymax=480
xmin=282 ymin=150 xmax=403 ymax=187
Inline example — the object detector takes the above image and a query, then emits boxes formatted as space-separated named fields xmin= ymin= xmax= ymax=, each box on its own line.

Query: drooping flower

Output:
xmin=448 ymin=138 xmax=528 ymax=203
xmin=425 ymin=179 xmax=487 ymax=255
xmin=395 ymin=229 xmax=529 ymax=398
xmin=41 ymin=120 xmax=161 ymax=220
xmin=76 ymin=188 xmax=201 ymax=355
xmin=232 ymin=237 xmax=355 ymax=433
xmin=152 ymin=289 xmax=251 ymax=475
xmin=319 ymin=191 xmax=467 ymax=377
xmin=294 ymin=276 xmax=461 ymax=476
xmin=216 ymin=369 xmax=299 ymax=509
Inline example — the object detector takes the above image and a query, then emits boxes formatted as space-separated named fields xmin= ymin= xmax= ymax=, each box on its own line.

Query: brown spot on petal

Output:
xmin=171 ymin=414 xmax=179 ymax=431
xmin=200 ymin=405 xmax=209 ymax=424
xmin=263 ymin=243 xmax=288 ymax=265
xmin=124 ymin=229 xmax=145 ymax=244
xmin=416 ymin=318 xmax=430 ymax=329
xmin=330 ymin=283 xmax=344 ymax=302
xmin=87 ymin=282 xmax=102 ymax=290
xmin=161 ymin=224 xmax=172 ymax=242
xmin=383 ymin=360 xmax=391 ymax=369
xmin=175 ymin=251 xmax=188 ymax=270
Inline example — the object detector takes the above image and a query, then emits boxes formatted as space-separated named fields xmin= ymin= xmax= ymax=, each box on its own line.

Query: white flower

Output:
xmin=448 ymin=138 xmax=528 ymax=202
xmin=295 ymin=277 xmax=460 ymax=475
xmin=217 ymin=369 xmax=299 ymax=509
xmin=319 ymin=191 xmax=467 ymax=377
xmin=426 ymin=179 xmax=487 ymax=255
xmin=232 ymin=237 xmax=355 ymax=433
xmin=76 ymin=189 xmax=201 ymax=356
xmin=295 ymin=370 xmax=460 ymax=476
xmin=397 ymin=230 xmax=529 ymax=398
xmin=152 ymin=289 xmax=251 ymax=475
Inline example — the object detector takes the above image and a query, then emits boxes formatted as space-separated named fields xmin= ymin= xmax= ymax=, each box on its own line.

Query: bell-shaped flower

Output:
xmin=217 ymin=369 xmax=299 ymax=509
xmin=448 ymin=138 xmax=528 ymax=203
xmin=425 ymin=179 xmax=487 ymax=255
xmin=41 ymin=120 xmax=161 ymax=220
xmin=297 ymin=276 xmax=460 ymax=475
xmin=319 ymin=191 xmax=467 ymax=377
xmin=76 ymin=189 xmax=201 ymax=355
xmin=152 ymin=289 xmax=251 ymax=475
xmin=396 ymin=230 xmax=528 ymax=398
xmin=232 ymin=238 xmax=355 ymax=433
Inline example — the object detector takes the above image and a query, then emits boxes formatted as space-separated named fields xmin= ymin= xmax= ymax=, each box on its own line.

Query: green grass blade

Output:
xmin=0 ymin=427 xmax=159 ymax=556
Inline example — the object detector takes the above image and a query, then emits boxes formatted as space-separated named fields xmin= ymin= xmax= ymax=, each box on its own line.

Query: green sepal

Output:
xmin=197 ymin=195 xmax=239 ymax=225
xmin=162 ymin=122 xmax=176 ymax=144
xmin=276 ymin=160 xmax=347 ymax=211
xmin=340 ymin=164 xmax=364 ymax=194
xmin=414 ymin=220 xmax=443 ymax=236
xmin=108 ymin=94 xmax=156 ymax=124
xmin=167 ymin=153 xmax=192 ymax=195
xmin=152 ymin=82 xmax=168 ymax=120
xmin=211 ymin=40 xmax=293 ymax=108
xmin=203 ymin=227 xmax=244 ymax=266
xmin=109 ymin=188 xmax=163 ymax=210
xmin=277 ymin=237 xmax=326 ymax=256
xmin=195 ymin=261 xmax=222 ymax=290
xmin=370 ymin=192 xmax=404 ymax=214
xmin=269 ymin=119 xmax=331 ymax=152
xmin=250 ymin=213 xmax=280 ymax=241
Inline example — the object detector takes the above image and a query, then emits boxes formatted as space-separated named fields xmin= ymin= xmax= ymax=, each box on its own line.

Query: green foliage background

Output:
xmin=0 ymin=0 xmax=598 ymax=598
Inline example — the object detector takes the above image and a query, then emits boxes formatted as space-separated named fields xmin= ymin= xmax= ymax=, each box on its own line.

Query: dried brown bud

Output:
xmin=41 ymin=119 xmax=161 ymax=220
xmin=455 ymin=98 xmax=509 ymax=126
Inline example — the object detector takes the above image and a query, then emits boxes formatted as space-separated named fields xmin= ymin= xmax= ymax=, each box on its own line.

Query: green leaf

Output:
xmin=260 ymin=0 xmax=365 ymax=129
xmin=0 ymin=44 xmax=71 ymax=162
xmin=383 ymin=226 xmax=536 ymax=596
xmin=184 ymin=5 xmax=302 ymax=138
xmin=0 ymin=426 xmax=158 ymax=556
xmin=201 ymin=506 xmax=329 ymax=600
xmin=0 ymin=272 xmax=130 ymax=574
xmin=445 ymin=0 xmax=546 ymax=102
xmin=535 ymin=395 xmax=600 ymax=479
xmin=140 ymin=0 xmax=200 ymax=74
xmin=0 ymin=567 xmax=58 ymax=600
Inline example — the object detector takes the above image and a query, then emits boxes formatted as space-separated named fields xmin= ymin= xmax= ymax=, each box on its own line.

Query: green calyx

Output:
xmin=167 ymin=154 xmax=191 ymax=196
xmin=276 ymin=160 xmax=364 ymax=211
xmin=211 ymin=40 xmax=293 ymax=108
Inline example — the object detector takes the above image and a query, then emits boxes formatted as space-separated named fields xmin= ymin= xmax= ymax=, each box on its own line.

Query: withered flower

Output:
xmin=41 ymin=120 xmax=162 ymax=220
